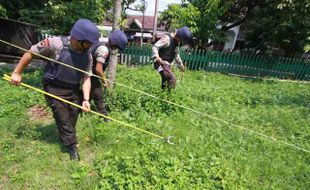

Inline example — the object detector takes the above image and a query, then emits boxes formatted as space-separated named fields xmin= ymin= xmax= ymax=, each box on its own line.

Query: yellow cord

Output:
xmin=3 ymin=74 xmax=164 ymax=140
xmin=2 ymin=39 xmax=310 ymax=153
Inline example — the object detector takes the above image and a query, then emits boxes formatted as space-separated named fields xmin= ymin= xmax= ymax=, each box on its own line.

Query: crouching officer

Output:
xmin=152 ymin=26 xmax=193 ymax=90
xmin=10 ymin=18 xmax=100 ymax=161
xmin=89 ymin=30 xmax=128 ymax=120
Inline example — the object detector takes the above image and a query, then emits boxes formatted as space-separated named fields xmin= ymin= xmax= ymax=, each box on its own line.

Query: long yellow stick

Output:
xmin=3 ymin=74 xmax=164 ymax=140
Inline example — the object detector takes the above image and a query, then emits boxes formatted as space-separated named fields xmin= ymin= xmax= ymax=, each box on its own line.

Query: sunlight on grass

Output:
xmin=0 ymin=65 xmax=309 ymax=189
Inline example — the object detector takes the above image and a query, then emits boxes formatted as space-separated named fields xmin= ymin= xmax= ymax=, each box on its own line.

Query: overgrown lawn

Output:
xmin=0 ymin=65 xmax=309 ymax=189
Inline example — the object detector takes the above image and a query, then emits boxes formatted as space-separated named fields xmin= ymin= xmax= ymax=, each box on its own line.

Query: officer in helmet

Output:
xmin=152 ymin=26 xmax=193 ymax=90
xmin=10 ymin=18 xmax=100 ymax=161
xmin=88 ymin=30 xmax=127 ymax=120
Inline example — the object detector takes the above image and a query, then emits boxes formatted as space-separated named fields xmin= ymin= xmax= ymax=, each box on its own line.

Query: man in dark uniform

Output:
xmin=10 ymin=18 xmax=100 ymax=161
xmin=89 ymin=30 xmax=128 ymax=119
xmin=152 ymin=26 xmax=193 ymax=90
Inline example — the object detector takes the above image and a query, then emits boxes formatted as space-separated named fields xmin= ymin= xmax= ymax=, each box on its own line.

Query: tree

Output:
xmin=106 ymin=0 xmax=147 ymax=88
xmin=240 ymin=0 xmax=310 ymax=56
xmin=0 ymin=4 xmax=7 ymax=18
xmin=137 ymin=0 xmax=147 ymax=46
xmin=159 ymin=1 xmax=227 ymax=44
xmin=107 ymin=0 xmax=122 ymax=89
xmin=161 ymin=0 xmax=310 ymax=55
xmin=1 ymin=0 xmax=113 ymax=34
xmin=159 ymin=4 xmax=200 ymax=34
xmin=104 ymin=0 xmax=148 ymax=23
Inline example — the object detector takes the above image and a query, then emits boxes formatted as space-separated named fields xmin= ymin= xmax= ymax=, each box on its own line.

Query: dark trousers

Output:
xmin=90 ymin=77 xmax=108 ymax=115
xmin=43 ymin=80 xmax=81 ymax=146
xmin=154 ymin=61 xmax=176 ymax=89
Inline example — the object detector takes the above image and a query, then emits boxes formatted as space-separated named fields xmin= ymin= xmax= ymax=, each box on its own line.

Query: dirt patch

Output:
xmin=0 ymin=175 xmax=10 ymax=189
xmin=1 ymin=175 xmax=9 ymax=183
xmin=27 ymin=105 xmax=51 ymax=121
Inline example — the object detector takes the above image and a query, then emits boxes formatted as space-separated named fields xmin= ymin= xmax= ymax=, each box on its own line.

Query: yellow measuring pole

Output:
xmin=3 ymin=74 xmax=165 ymax=140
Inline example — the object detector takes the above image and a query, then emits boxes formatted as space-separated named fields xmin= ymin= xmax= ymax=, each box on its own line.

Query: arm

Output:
xmin=94 ymin=45 xmax=109 ymax=86
xmin=95 ymin=61 xmax=108 ymax=87
xmin=81 ymin=76 xmax=91 ymax=112
xmin=11 ymin=52 xmax=34 ymax=85
xmin=95 ymin=62 xmax=104 ymax=78
xmin=151 ymin=46 xmax=162 ymax=63
xmin=175 ymin=48 xmax=185 ymax=72
xmin=11 ymin=37 xmax=57 ymax=85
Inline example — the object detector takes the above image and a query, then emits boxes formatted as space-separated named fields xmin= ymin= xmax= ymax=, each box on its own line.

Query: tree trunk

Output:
xmin=152 ymin=0 xmax=159 ymax=43
xmin=141 ymin=11 xmax=145 ymax=46
xmin=108 ymin=0 xmax=122 ymax=89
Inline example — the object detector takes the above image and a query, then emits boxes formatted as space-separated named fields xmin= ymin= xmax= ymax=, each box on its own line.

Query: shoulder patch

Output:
xmin=40 ymin=39 xmax=50 ymax=47
xmin=97 ymin=46 xmax=109 ymax=59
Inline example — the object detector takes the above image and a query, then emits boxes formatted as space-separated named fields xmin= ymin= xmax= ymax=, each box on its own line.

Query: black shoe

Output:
xmin=68 ymin=146 xmax=80 ymax=161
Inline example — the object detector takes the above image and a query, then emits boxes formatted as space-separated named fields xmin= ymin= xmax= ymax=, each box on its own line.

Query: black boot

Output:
xmin=68 ymin=145 xmax=80 ymax=161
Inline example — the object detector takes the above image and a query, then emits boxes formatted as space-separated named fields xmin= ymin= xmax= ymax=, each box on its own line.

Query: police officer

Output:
xmin=152 ymin=26 xmax=193 ymax=90
xmin=10 ymin=19 xmax=100 ymax=161
xmin=89 ymin=30 xmax=127 ymax=119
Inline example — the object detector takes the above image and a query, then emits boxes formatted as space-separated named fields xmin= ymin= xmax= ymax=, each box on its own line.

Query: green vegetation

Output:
xmin=0 ymin=0 xmax=112 ymax=34
xmin=160 ymin=0 xmax=310 ymax=55
xmin=0 ymin=65 xmax=309 ymax=189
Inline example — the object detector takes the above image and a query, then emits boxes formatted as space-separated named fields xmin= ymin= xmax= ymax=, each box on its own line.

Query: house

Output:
xmin=101 ymin=15 xmax=167 ymax=45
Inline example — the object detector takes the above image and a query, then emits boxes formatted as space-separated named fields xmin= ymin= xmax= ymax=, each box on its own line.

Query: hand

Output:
xmin=155 ymin=57 xmax=162 ymax=64
xmin=102 ymin=77 xmax=108 ymax=87
xmin=82 ymin=100 xmax=90 ymax=112
xmin=102 ymin=80 xmax=109 ymax=87
xmin=162 ymin=61 xmax=170 ymax=65
xmin=11 ymin=72 xmax=22 ymax=86
xmin=180 ymin=64 xmax=185 ymax=72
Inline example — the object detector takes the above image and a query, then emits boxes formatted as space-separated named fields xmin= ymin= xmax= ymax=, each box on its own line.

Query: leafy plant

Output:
xmin=0 ymin=65 xmax=309 ymax=189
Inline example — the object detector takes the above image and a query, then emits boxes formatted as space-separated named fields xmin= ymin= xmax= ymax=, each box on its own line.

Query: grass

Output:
xmin=0 ymin=64 xmax=309 ymax=189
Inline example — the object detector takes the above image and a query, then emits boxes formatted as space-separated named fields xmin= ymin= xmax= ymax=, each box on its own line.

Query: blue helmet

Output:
xmin=70 ymin=19 xmax=100 ymax=43
xmin=176 ymin=26 xmax=193 ymax=44
xmin=109 ymin=29 xmax=128 ymax=50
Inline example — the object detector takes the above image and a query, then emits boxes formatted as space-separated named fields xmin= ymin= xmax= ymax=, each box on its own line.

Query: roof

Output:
xmin=102 ymin=15 xmax=166 ymax=31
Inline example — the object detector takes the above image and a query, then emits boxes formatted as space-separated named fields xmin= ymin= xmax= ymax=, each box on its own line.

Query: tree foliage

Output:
xmin=159 ymin=3 xmax=200 ymax=39
xmin=1 ymin=0 xmax=113 ymax=34
xmin=240 ymin=0 xmax=310 ymax=55
xmin=160 ymin=1 xmax=229 ymax=43
xmin=160 ymin=0 xmax=310 ymax=55
xmin=0 ymin=4 xmax=7 ymax=18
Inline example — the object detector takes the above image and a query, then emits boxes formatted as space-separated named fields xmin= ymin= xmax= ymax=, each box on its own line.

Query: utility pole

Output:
xmin=140 ymin=0 xmax=147 ymax=46
xmin=152 ymin=0 xmax=159 ymax=42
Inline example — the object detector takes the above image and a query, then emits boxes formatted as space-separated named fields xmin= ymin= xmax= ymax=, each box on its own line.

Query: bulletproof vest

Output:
xmin=89 ymin=42 xmax=110 ymax=73
xmin=158 ymin=34 xmax=178 ymax=63
xmin=43 ymin=36 xmax=90 ymax=88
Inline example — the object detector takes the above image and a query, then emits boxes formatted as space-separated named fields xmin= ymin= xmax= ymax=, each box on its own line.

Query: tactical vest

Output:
xmin=158 ymin=34 xmax=178 ymax=63
xmin=43 ymin=37 xmax=90 ymax=88
xmin=89 ymin=42 xmax=110 ymax=73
